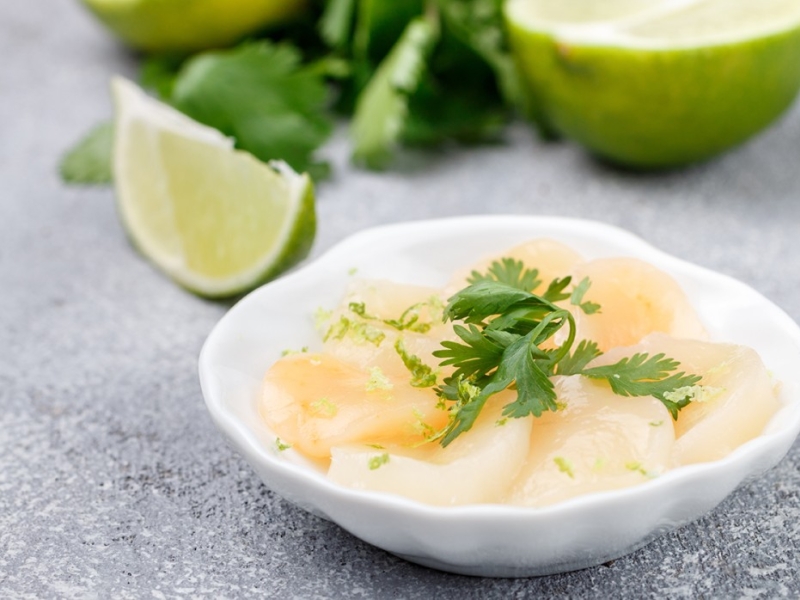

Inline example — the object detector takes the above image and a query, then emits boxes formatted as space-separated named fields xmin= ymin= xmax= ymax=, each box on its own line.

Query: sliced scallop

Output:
xmin=320 ymin=278 xmax=453 ymax=383
xmin=260 ymin=353 xmax=449 ymax=459
xmin=508 ymin=376 xmax=674 ymax=507
xmin=597 ymin=333 xmax=781 ymax=465
xmin=568 ymin=257 xmax=707 ymax=351
xmin=446 ymin=238 xmax=584 ymax=295
xmin=328 ymin=394 xmax=531 ymax=506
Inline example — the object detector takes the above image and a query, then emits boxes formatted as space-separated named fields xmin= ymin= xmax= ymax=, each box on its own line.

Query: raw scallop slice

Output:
xmin=568 ymin=257 xmax=707 ymax=351
xmin=321 ymin=279 xmax=453 ymax=383
xmin=446 ymin=238 xmax=584 ymax=294
xmin=328 ymin=394 xmax=531 ymax=505
xmin=260 ymin=353 xmax=448 ymax=459
xmin=508 ymin=376 xmax=674 ymax=507
xmin=597 ymin=333 xmax=781 ymax=465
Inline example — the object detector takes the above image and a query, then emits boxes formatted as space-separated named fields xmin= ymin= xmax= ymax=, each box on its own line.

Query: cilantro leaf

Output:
xmin=402 ymin=15 xmax=510 ymax=146
xmin=444 ymin=280 xmax=550 ymax=325
xmin=541 ymin=276 xmax=572 ymax=303
xmin=439 ymin=331 xmax=556 ymax=444
xmin=556 ymin=340 xmax=602 ymax=376
xmin=305 ymin=55 xmax=353 ymax=80
xmin=570 ymin=276 xmax=601 ymax=315
xmin=319 ymin=0 xmax=357 ymax=50
xmin=59 ymin=122 xmax=114 ymax=185
xmin=171 ymin=41 xmax=333 ymax=175
xmin=402 ymin=77 xmax=508 ymax=145
xmin=434 ymin=323 xmax=508 ymax=382
xmin=497 ymin=334 xmax=558 ymax=419
xmin=581 ymin=353 xmax=703 ymax=418
xmin=352 ymin=0 xmax=425 ymax=65
xmin=467 ymin=257 xmax=541 ymax=292
xmin=351 ymin=17 xmax=439 ymax=169
xmin=432 ymin=0 xmax=554 ymax=138
xmin=434 ymin=0 xmax=527 ymax=113
xmin=440 ymin=374 xmax=507 ymax=445
xmin=139 ymin=54 xmax=185 ymax=100
xmin=335 ymin=0 xmax=426 ymax=115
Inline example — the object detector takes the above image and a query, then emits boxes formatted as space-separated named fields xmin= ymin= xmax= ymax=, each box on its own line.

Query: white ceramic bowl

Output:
xmin=199 ymin=215 xmax=800 ymax=577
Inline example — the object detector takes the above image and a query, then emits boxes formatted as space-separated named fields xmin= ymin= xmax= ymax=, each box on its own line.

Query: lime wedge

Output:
xmin=112 ymin=77 xmax=316 ymax=298
xmin=505 ymin=0 xmax=800 ymax=168
xmin=82 ymin=0 xmax=307 ymax=52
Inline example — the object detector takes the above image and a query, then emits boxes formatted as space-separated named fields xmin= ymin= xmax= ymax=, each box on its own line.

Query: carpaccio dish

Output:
xmin=259 ymin=239 xmax=781 ymax=507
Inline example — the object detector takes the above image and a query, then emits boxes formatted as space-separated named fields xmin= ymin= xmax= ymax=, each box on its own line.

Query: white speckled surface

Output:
xmin=2 ymin=1 xmax=799 ymax=597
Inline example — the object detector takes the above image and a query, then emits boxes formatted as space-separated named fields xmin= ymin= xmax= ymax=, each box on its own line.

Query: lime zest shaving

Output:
xmin=368 ymin=453 xmax=390 ymax=470
xmin=554 ymin=456 xmax=575 ymax=479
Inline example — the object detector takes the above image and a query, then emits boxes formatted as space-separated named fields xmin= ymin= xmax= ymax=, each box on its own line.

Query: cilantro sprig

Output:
xmin=432 ymin=258 xmax=702 ymax=445
xmin=61 ymin=1 xmax=529 ymax=182
xmin=581 ymin=354 xmax=702 ymax=418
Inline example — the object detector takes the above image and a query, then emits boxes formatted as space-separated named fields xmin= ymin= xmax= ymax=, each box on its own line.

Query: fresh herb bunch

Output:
xmin=431 ymin=258 xmax=702 ymax=446
xmin=62 ymin=0 xmax=528 ymax=184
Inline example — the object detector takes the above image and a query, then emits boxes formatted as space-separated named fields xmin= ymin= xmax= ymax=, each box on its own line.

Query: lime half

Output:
xmin=112 ymin=77 xmax=315 ymax=298
xmin=505 ymin=0 xmax=800 ymax=168
xmin=83 ymin=0 xmax=307 ymax=52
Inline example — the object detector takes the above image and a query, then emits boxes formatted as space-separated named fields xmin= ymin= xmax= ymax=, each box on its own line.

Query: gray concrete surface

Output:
xmin=2 ymin=2 xmax=800 ymax=598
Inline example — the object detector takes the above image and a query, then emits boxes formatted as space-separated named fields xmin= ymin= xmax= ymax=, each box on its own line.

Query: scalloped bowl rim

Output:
xmin=199 ymin=215 xmax=800 ymax=577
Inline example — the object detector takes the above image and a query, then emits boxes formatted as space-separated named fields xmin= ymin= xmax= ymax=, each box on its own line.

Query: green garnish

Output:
xmin=313 ymin=307 xmax=333 ymax=331
xmin=383 ymin=302 xmax=433 ymax=334
xmin=554 ymin=457 xmax=575 ymax=479
xmin=366 ymin=367 xmax=394 ymax=392
xmin=625 ymin=462 xmax=659 ymax=478
xmin=324 ymin=316 xmax=351 ymax=341
xmin=281 ymin=346 xmax=309 ymax=357
xmin=468 ymin=257 xmax=541 ymax=292
xmin=351 ymin=17 xmax=439 ymax=169
xmin=581 ymin=355 xmax=703 ymax=418
xmin=59 ymin=122 xmax=114 ymax=184
xmin=368 ymin=453 xmax=390 ymax=470
xmin=432 ymin=258 xmax=702 ymax=446
xmin=324 ymin=315 xmax=386 ymax=346
xmin=169 ymin=42 xmax=333 ymax=176
xmin=555 ymin=340 xmax=602 ymax=376
xmin=325 ymin=296 xmax=446 ymax=353
xmin=625 ymin=461 xmax=647 ymax=476
xmin=570 ymin=277 xmax=602 ymax=315
xmin=275 ymin=438 xmax=292 ymax=452
xmin=310 ymin=397 xmax=339 ymax=418
xmin=348 ymin=302 xmax=379 ymax=320
xmin=412 ymin=408 xmax=437 ymax=440
xmin=425 ymin=295 xmax=446 ymax=322
xmin=349 ymin=298 xmax=442 ymax=334
xmin=394 ymin=339 xmax=438 ymax=388
xmin=663 ymin=385 xmax=723 ymax=405
xmin=63 ymin=0 xmax=528 ymax=180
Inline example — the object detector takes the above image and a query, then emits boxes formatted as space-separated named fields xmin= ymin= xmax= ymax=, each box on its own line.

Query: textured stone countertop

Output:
xmin=2 ymin=2 xmax=800 ymax=598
